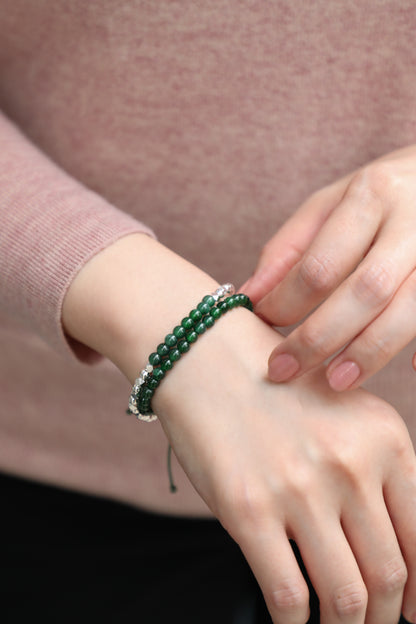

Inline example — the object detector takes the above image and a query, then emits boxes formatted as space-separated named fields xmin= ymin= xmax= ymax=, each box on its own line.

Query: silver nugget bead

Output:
xmin=137 ymin=412 xmax=158 ymax=423
xmin=128 ymin=395 xmax=140 ymax=415
xmin=213 ymin=283 xmax=235 ymax=301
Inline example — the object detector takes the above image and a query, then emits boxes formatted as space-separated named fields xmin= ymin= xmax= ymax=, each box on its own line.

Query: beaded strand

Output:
xmin=127 ymin=284 xmax=253 ymax=422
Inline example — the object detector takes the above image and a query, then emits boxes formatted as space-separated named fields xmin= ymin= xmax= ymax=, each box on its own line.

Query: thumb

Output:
xmin=241 ymin=183 xmax=344 ymax=304
xmin=240 ymin=240 xmax=302 ymax=305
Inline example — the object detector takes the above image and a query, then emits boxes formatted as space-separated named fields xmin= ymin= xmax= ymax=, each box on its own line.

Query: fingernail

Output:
xmin=241 ymin=267 xmax=270 ymax=296
xmin=268 ymin=354 xmax=300 ymax=382
xmin=327 ymin=361 xmax=360 ymax=391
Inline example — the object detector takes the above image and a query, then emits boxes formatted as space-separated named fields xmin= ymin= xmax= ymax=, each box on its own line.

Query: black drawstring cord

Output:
xmin=167 ymin=444 xmax=177 ymax=493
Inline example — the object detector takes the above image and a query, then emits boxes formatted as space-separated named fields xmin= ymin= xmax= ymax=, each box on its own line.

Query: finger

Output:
xmin=384 ymin=446 xmax=416 ymax=624
xmin=241 ymin=181 xmax=346 ymax=304
xmin=255 ymin=183 xmax=384 ymax=327
xmin=237 ymin=525 xmax=310 ymax=624
xmin=291 ymin=511 xmax=368 ymax=624
xmin=326 ymin=269 xmax=416 ymax=391
xmin=341 ymin=491 xmax=406 ymax=624
xmin=267 ymin=222 xmax=416 ymax=384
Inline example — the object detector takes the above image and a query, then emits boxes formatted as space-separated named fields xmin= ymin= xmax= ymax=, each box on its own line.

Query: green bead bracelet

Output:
xmin=127 ymin=283 xmax=253 ymax=422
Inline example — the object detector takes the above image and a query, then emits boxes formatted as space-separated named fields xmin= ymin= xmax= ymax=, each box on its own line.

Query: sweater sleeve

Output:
xmin=0 ymin=110 xmax=156 ymax=362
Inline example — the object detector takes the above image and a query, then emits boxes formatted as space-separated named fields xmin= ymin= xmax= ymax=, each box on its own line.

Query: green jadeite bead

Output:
xmin=181 ymin=316 xmax=194 ymax=330
xmin=142 ymin=387 xmax=154 ymax=401
xmin=148 ymin=377 xmax=159 ymax=390
xmin=203 ymin=314 xmax=215 ymax=328
xmin=218 ymin=300 xmax=228 ymax=313
xmin=189 ymin=309 xmax=202 ymax=323
xmin=202 ymin=295 xmax=215 ymax=307
xmin=187 ymin=331 xmax=198 ymax=343
xmin=197 ymin=301 xmax=211 ymax=315
xmin=170 ymin=349 xmax=181 ymax=362
xmin=195 ymin=321 xmax=206 ymax=335
xmin=236 ymin=293 xmax=253 ymax=310
xmin=157 ymin=343 xmax=170 ymax=357
xmin=227 ymin=295 xmax=237 ymax=308
xmin=139 ymin=402 xmax=151 ymax=414
xmin=138 ymin=396 xmax=148 ymax=409
xmin=165 ymin=333 xmax=177 ymax=347
xmin=152 ymin=367 xmax=165 ymax=381
xmin=161 ymin=359 xmax=173 ymax=372
xmin=178 ymin=340 xmax=190 ymax=353
xmin=173 ymin=325 xmax=186 ymax=339
xmin=210 ymin=306 xmax=222 ymax=320
xmin=149 ymin=352 xmax=161 ymax=366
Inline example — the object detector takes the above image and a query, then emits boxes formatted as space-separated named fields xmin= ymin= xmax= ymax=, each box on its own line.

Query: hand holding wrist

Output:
xmin=62 ymin=232 xmax=416 ymax=623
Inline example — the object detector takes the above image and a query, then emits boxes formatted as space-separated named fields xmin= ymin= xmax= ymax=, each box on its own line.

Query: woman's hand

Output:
xmin=63 ymin=232 xmax=416 ymax=623
xmin=155 ymin=310 xmax=416 ymax=624
xmin=242 ymin=145 xmax=416 ymax=390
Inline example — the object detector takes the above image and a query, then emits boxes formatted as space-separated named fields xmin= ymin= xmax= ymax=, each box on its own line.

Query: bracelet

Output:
xmin=126 ymin=283 xmax=253 ymax=422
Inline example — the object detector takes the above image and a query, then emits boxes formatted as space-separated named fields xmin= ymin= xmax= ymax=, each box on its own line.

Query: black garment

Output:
xmin=0 ymin=473 xmax=408 ymax=623
xmin=0 ymin=473 xmax=268 ymax=623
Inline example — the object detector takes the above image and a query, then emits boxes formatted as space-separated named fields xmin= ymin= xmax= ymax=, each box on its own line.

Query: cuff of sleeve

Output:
xmin=1 ymin=179 xmax=156 ymax=363
xmin=6 ymin=193 xmax=155 ymax=362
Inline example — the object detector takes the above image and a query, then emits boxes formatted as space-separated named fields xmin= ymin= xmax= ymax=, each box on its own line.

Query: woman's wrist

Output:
xmin=62 ymin=230 xmax=285 ymax=427
xmin=62 ymin=233 xmax=220 ymax=380
xmin=152 ymin=302 xmax=284 ymax=428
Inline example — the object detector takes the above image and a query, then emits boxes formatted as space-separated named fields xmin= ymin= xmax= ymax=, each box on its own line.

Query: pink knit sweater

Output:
xmin=1 ymin=1 xmax=416 ymax=512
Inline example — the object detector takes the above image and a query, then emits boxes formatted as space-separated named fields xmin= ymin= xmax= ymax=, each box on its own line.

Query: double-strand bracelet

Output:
xmin=127 ymin=283 xmax=253 ymax=423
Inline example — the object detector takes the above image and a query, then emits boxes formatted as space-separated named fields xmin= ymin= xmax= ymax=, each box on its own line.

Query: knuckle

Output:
xmin=285 ymin=463 xmax=317 ymax=501
xmin=386 ymin=421 xmax=412 ymax=459
xmin=351 ymin=395 xmax=412 ymax=459
xmin=371 ymin=557 xmax=408 ymax=594
xmin=298 ymin=253 xmax=339 ymax=294
xmin=351 ymin=262 xmax=396 ymax=307
xmin=332 ymin=582 xmax=367 ymax=618
xmin=322 ymin=443 xmax=365 ymax=492
xmin=348 ymin=162 xmax=403 ymax=203
xmin=361 ymin=393 xmax=398 ymax=421
xmin=297 ymin=321 xmax=328 ymax=359
xmin=328 ymin=447 xmax=358 ymax=476
xmin=270 ymin=579 xmax=309 ymax=615
xmin=377 ymin=403 xmax=406 ymax=440
xmin=360 ymin=327 xmax=392 ymax=363
xmin=372 ymin=403 xmax=413 ymax=459
xmin=230 ymin=482 xmax=273 ymax=530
